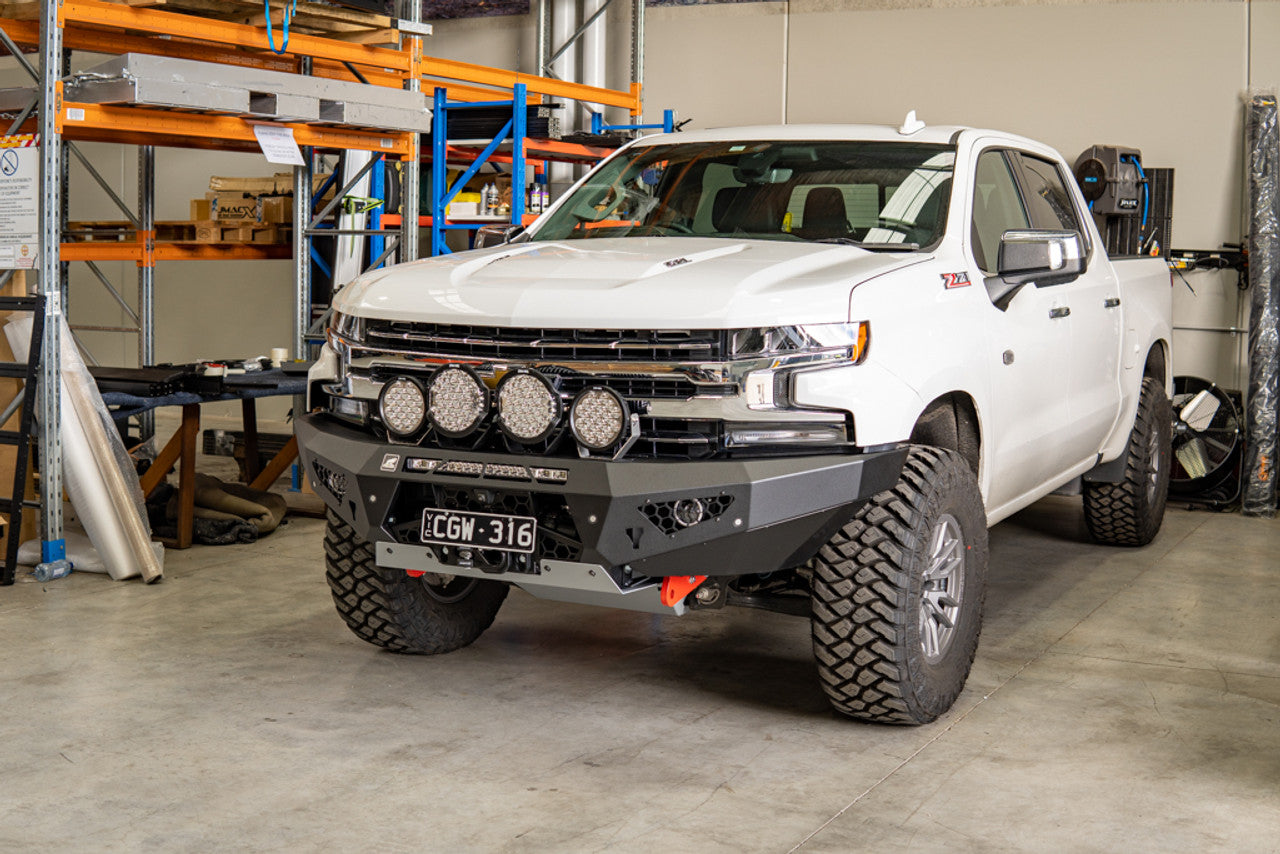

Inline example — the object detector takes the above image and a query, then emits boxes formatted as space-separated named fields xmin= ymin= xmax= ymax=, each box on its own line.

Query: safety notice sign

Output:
xmin=0 ymin=134 xmax=39 ymax=270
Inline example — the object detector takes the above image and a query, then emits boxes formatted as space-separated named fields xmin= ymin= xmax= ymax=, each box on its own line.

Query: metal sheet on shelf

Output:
xmin=64 ymin=54 xmax=431 ymax=132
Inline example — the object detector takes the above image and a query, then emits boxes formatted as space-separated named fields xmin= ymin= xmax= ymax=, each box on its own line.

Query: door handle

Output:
xmin=1049 ymin=306 xmax=1071 ymax=319
xmin=1104 ymin=297 xmax=1121 ymax=308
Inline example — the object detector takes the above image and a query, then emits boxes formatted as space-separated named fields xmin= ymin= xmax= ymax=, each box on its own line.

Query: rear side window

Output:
xmin=1016 ymin=154 xmax=1080 ymax=232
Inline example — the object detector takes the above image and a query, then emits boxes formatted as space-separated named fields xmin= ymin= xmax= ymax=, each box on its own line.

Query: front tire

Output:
xmin=324 ymin=510 xmax=508 ymax=654
xmin=810 ymin=446 xmax=989 ymax=725
xmin=1083 ymin=377 xmax=1172 ymax=547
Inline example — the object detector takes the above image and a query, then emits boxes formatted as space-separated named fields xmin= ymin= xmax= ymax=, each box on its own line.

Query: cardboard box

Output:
xmin=191 ymin=194 xmax=293 ymax=224
xmin=207 ymin=192 xmax=259 ymax=222
xmin=259 ymin=195 xmax=293 ymax=224
xmin=207 ymin=172 xmax=334 ymax=197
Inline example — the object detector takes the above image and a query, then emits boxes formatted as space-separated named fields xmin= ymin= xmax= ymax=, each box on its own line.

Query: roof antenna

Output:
xmin=899 ymin=110 xmax=926 ymax=135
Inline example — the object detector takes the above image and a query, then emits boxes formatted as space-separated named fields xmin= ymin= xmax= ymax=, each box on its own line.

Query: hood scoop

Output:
xmin=449 ymin=242 xmax=548 ymax=285
xmin=638 ymin=243 xmax=748 ymax=279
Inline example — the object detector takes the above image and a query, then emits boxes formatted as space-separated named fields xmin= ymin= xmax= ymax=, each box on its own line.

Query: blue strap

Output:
xmin=265 ymin=0 xmax=297 ymax=55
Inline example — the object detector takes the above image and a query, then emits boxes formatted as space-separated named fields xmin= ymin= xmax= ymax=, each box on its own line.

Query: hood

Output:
xmin=336 ymin=237 xmax=925 ymax=328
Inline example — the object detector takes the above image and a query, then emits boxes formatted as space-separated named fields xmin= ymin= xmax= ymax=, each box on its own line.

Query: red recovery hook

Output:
xmin=660 ymin=574 xmax=707 ymax=608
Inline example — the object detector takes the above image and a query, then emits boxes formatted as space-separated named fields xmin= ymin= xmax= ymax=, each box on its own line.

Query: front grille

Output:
xmin=360 ymin=364 xmax=731 ymax=402
xmin=364 ymin=322 xmax=728 ymax=363
xmin=552 ymin=373 xmax=733 ymax=400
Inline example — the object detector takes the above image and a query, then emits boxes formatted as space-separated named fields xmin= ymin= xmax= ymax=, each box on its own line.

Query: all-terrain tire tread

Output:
xmin=323 ymin=510 xmax=507 ymax=654
xmin=810 ymin=446 xmax=987 ymax=725
xmin=1083 ymin=378 xmax=1172 ymax=547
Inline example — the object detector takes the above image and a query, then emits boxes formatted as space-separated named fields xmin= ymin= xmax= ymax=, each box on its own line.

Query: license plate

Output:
xmin=420 ymin=509 xmax=537 ymax=554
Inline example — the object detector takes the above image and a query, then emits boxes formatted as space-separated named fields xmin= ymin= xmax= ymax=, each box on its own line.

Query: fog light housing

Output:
xmin=496 ymin=371 xmax=561 ymax=443
xmin=427 ymin=366 xmax=488 ymax=437
xmin=378 ymin=377 xmax=427 ymax=437
xmin=672 ymin=498 xmax=705 ymax=528
xmin=570 ymin=387 xmax=627 ymax=450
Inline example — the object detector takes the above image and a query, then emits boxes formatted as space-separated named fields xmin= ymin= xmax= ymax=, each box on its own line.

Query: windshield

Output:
xmin=528 ymin=140 xmax=955 ymax=248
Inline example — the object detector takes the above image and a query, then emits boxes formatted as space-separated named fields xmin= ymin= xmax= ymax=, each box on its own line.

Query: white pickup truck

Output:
xmin=297 ymin=121 xmax=1173 ymax=725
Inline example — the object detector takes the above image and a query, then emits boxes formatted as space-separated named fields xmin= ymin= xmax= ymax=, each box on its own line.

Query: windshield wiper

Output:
xmin=814 ymin=238 xmax=922 ymax=251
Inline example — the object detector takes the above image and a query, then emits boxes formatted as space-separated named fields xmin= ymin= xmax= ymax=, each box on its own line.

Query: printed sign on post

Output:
xmin=0 ymin=135 xmax=39 ymax=270
xmin=252 ymin=125 xmax=306 ymax=167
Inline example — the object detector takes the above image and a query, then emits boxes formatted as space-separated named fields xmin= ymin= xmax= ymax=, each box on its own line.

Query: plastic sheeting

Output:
xmin=1244 ymin=91 xmax=1280 ymax=517
xmin=4 ymin=315 xmax=164 ymax=581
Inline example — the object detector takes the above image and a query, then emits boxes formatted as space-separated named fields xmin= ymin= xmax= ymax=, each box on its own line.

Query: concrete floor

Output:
xmin=2 ymin=496 xmax=1278 ymax=852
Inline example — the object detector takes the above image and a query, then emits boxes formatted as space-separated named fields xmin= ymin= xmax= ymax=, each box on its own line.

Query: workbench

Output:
xmin=100 ymin=371 xmax=307 ymax=549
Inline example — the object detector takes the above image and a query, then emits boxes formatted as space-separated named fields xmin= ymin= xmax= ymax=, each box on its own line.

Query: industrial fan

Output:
xmin=1170 ymin=375 xmax=1243 ymax=506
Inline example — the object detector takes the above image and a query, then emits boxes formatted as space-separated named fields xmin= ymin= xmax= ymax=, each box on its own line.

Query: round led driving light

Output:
xmin=378 ymin=376 xmax=427 ymax=437
xmin=672 ymin=498 xmax=706 ymax=528
xmin=497 ymin=371 xmax=561 ymax=443
xmin=427 ymin=366 xmax=488 ymax=438
xmin=570 ymin=387 xmax=627 ymax=451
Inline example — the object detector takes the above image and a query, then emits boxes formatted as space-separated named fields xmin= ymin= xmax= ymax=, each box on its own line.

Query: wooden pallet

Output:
xmin=193 ymin=220 xmax=291 ymax=244
xmin=65 ymin=220 xmax=291 ymax=245
xmin=96 ymin=0 xmax=399 ymax=45
xmin=66 ymin=220 xmax=200 ymax=242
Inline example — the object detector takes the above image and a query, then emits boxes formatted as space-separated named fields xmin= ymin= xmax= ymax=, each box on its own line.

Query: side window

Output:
xmin=1016 ymin=154 xmax=1081 ymax=232
xmin=971 ymin=150 xmax=1029 ymax=275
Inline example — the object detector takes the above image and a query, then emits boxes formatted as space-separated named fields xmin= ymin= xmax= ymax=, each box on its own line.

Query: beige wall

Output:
xmin=5 ymin=0 xmax=1277 ymax=404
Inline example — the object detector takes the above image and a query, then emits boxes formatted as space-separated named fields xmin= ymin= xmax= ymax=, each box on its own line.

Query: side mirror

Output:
xmin=475 ymin=224 xmax=524 ymax=249
xmin=997 ymin=229 xmax=1085 ymax=286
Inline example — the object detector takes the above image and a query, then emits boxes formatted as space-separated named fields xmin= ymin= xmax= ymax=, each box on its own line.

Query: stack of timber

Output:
xmin=96 ymin=0 xmax=401 ymax=45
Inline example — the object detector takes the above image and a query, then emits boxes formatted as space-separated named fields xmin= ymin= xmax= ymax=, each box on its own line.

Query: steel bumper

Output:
xmin=296 ymin=414 xmax=907 ymax=583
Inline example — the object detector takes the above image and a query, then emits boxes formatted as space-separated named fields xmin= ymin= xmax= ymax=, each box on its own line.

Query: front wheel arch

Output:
xmin=909 ymin=392 xmax=982 ymax=479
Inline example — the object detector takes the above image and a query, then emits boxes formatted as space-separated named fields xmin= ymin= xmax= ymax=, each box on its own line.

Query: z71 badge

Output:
xmin=941 ymin=271 xmax=971 ymax=289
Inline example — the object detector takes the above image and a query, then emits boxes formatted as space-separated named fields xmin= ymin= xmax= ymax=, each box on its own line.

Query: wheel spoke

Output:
xmin=918 ymin=514 xmax=965 ymax=664
xmin=922 ymin=611 xmax=941 ymax=657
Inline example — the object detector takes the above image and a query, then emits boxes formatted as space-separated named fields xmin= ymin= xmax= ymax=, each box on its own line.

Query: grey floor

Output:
xmin=2 ymin=495 xmax=1278 ymax=852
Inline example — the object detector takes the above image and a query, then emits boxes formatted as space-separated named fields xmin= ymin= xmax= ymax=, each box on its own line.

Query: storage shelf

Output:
xmin=57 ymin=99 xmax=413 ymax=156
xmin=61 ymin=241 xmax=292 ymax=262
xmin=381 ymin=214 xmax=540 ymax=228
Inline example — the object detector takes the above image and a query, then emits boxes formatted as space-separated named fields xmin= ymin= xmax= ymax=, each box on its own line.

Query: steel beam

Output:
xmin=400 ymin=0 xmax=421 ymax=263
xmin=632 ymin=0 xmax=645 ymax=123
xmin=85 ymin=260 xmax=140 ymax=326
xmin=137 ymin=144 xmax=155 ymax=439
xmin=37 ymin=0 xmax=64 ymax=564
xmin=66 ymin=142 xmax=140 ymax=228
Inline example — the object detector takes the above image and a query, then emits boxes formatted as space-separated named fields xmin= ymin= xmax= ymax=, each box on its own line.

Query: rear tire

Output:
xmin=1084 ymin=377 xmax=1172 ymax=547
xmin=810 ymin=446 xmax=988 ymax=725
xmin=324 ymin=510 xmax=508 ymax=654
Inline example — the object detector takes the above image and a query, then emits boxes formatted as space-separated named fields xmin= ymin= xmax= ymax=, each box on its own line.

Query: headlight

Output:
xmin=739 ymin=322 xmax=869 ymax=410
xmin=427 ymin=366 xmax=489 ymax=437
xmin=570 ymin=388 xmax=627 ymax=450
xmin=379 ymin=377 xmax=427 ymax=437
xmin=327 ymin=311 xmax=366 ymax=347
xmin=731 ymin=321 xmax=869 ymax=361
xmin=496 ymin=371 xmax=561 ymax=443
